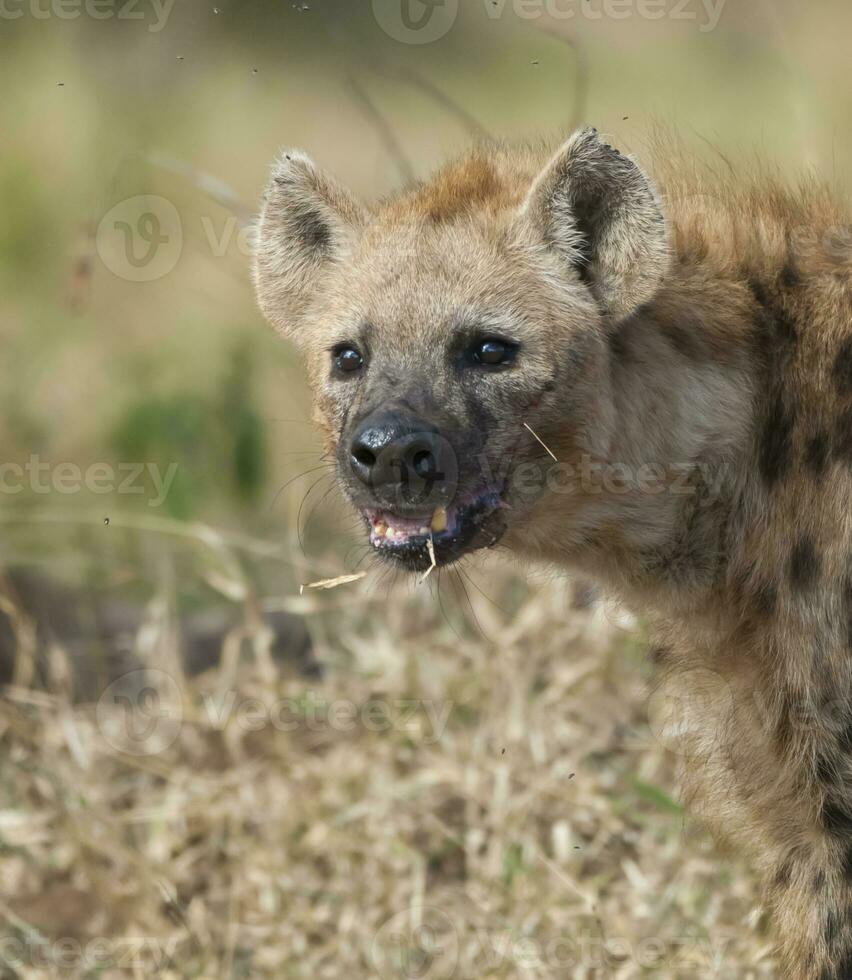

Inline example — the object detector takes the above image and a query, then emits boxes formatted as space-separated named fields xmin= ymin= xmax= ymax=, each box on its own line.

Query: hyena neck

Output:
xmin=517 ymin=266 xmax=757 ymax=616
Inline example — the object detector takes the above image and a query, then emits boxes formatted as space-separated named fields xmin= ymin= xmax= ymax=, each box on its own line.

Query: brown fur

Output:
xmin=408 ymin=153 xmax=506 ymax=223
xmin=254 ymin=130 xmax=852 ymax=978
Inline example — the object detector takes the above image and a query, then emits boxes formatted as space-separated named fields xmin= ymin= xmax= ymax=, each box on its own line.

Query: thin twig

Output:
xmin=299 ymin=571 xmax=367 ymax=594
xmin=523 ymin=422 xmax=559 ymax=461
xmin=420 ymin=535 xmax=438 ymax=584
xmin=147 ymin=153 xmax=254 ymax=227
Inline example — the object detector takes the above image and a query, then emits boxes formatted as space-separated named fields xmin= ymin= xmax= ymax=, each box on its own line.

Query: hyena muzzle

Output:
xmin=254 ymin=128 xmax=852 ymax=978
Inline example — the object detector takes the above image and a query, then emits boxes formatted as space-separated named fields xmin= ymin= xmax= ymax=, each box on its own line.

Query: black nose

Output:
xmin=349 ymin=412 xmax=450 ymax=495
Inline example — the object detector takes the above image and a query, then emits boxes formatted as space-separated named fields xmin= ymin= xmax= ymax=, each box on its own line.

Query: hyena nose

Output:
xmin=349 ymin=413 xmax=447 ymax=493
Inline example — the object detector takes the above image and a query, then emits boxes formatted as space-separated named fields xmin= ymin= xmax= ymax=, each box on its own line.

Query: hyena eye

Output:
xmin=469 ymin=338 xmax=518 ymax=368
xmin=332 ymin=344 xmax=364 ymax=374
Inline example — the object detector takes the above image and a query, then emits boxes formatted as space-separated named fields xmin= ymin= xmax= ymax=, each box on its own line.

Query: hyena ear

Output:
xmin=253 ymin=150 xmax=367 ymax=341
xmin=521 ymin=128 xmax=670 ymax=319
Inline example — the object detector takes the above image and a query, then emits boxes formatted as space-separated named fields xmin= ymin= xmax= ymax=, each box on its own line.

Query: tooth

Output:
xmin=419 ymin=526 xmax=429 ymax=535
xmin=431 ymin=507 xmax=448 ymax=533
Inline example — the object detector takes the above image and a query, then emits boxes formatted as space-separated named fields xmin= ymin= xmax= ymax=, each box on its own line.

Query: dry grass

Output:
xmin=1 ymin=5 xmax=849 ymax=976
xmin=0 ymin=533 xmax=778 ymax=979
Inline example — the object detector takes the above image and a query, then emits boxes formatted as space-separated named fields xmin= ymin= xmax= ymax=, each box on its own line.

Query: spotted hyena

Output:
xmin=254 ymin=128 xmax=852 ymax=977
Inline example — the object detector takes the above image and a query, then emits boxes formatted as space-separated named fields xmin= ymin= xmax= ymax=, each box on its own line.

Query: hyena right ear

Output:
xmin=520 ymin=128 xmax=670 ymax=320
xmin=253 ymin=151 xmax=367 ymax=341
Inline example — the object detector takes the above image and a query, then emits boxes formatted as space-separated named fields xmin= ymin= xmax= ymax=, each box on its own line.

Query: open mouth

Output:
xmin=364 ymin=490 xmax=508 ymax=571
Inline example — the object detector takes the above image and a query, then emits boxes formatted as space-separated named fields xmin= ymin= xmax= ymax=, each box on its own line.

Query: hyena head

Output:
xmin=254 ymin=128 xmax=670 ymax=571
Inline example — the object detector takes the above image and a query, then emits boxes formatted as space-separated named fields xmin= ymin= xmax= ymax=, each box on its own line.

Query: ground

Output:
xmin=0 ymin=547 xmax=776 ymax=979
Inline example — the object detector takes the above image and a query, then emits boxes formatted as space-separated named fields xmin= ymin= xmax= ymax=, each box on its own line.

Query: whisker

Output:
xmin=347 ymin=545 xmax=376 ymax=572
xmin=268 ymin=464 xmax=335 ymax=512
xmin=458 ymin=564 xmax=504 ymax=613
xmin=301 ymin=478 xmax=343 ymax=533
xmin=368 ymin=563 xmax=396 ymax=597
xmin=453 ymin=568 xmax=489 ymax=643
xmin=296 ymin=473 xmax=338 ymax=555
xmin=384 ymin=566 xmax=401 ymax=604
xmin=434 ymin=568 xmax=464 ymax=643
xmin=275 ymin=450 xmax=327 ymax=459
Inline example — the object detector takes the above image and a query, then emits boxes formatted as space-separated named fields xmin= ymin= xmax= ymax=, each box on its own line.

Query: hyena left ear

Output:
xmin=253 ymin=150 xmax=367 ymax=342
xmin=521 ymin=128 xmax=670 ymax=319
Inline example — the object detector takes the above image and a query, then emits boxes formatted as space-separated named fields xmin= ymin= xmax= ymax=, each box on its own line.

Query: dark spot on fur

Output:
xmin=821 ymin=798 xmax=852 ymax=837
xmin=750 ymin=278 xmax=798 ymax=349
xmin=749 ymin=277 xmax=770 ymax=308
xmin=805 ymin=432 xmax=831 ymax=477
xmin=844 ymin=572 xmax=852 ymax=650
xmin=780 ymin=262 xmax=801 ymax=289
xmin=650 ymin=644 xmax=670 ymax=665
xmin=814 ymin=869 xmax=826 ymax=892
xmin=790 ymin=535 xmax=821 ymax=593
xmin=759 ymin=393 xmax=797 ymax=486
xmin=658 ymin=320 xmax=706 ymax=361
xmin=573 ymin=250 xmax=594 ymax=288
xmin=774 ymin=689 xmax=802 ymax=754
xmin=834 ymin=338 xmax=852 ymax=395
xmin=754 ymin=578 xmax=778 ymax=616
xmin=834 ymin=409 xmax=852 ymax=465
xmin=826 ymin=909 xmax=840 ymax=948
xmin=828 ymin=948 xmax=852 ymax=980
xmin=843 ymin=845 xmax=852 ymax=881
xmin=772 ymin=307 xmax=797 ymax=348
xmin=291 ymin=205 xmax=331 ymax=253
xmin=733 ymin=564 xmax=777 ymax=618
xmin=817 ymin=752 xmax=838 ymax=786
xmin=461 ymin=391 xmax=495 ymax=459
xmin=838 ymin=723 xmax=852 ymax=753
xmin=750 ymin=278 xmax=801 ymax=486
xmin=608 ymin=325 xmax=631 ymax=363
xmin=773 ymin=860 xmax=793 ymax=888
xmin=774 ymin=718 xmax=793 ymax=754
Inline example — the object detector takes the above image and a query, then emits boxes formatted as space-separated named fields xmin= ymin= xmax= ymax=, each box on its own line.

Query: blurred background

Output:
xmin=0 ymin=0 xmax=849 ymax=976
